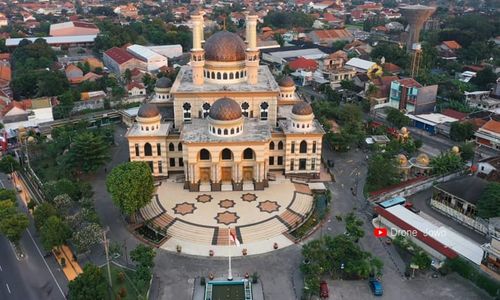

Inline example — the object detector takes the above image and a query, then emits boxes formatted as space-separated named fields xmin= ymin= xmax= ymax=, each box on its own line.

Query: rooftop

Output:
xmin=126 ymin=122 xmax=171 ymax=138
xmin=127 ymin=44 xmax=165 ymax=62
xmin=435 ymin=176 xmax=489 ymax=205
xmin=181 ymin=118 xmax=271 ymax=143
xmin=170 ymin=66 xmax=280 ymax=94
xmin=6 ymin=35 xmax=97 ymax=47
xmin=104 ymin=47 xmax=136 ymax=65
xmin=481 ymin=119 xmax=500 ymax=134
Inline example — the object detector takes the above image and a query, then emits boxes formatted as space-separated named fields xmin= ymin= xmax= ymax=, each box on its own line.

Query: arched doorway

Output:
xmin=220 ymin=148 xmax=233 ymax=182
xmin=242 ymin=148 xmax=255 ymax=181
xmin=198 ymin=149 xmax=211 ymax=182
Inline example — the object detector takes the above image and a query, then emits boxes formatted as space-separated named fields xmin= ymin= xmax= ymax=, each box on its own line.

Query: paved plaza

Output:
xmin=139 ymin=177 xmax=314 ymax=256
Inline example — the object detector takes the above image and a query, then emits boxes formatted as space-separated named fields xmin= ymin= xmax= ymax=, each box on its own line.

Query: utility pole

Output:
xmin=103 ymin=229 xmax=112 ymax=288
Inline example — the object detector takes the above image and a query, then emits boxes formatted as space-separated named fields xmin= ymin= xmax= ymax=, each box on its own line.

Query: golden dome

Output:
xmin=138 ymin=103 xmax=160 ymax=118
xmin=452 ymin=146 xmax=460 ymax=154
xmin=278 ymin=76 xmax=295 ymax=87
xmin=401 ymin=127 xmax=408 ymax=134
xmin=398 ymin=154 xmax=408 ymax=167
xmin=209 ymin=97 xmax=242 ymax=121
xmin=416 ymin=153 xmax=430 ymax=166
xmin=292 ymin=102 xmax=313 ymax=116
xmin=204 ymin=31 xmax=246 ymax=62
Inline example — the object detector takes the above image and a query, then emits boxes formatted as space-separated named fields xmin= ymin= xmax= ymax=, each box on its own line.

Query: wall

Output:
xmin=430 ymin=199 xmax=489 ymax=234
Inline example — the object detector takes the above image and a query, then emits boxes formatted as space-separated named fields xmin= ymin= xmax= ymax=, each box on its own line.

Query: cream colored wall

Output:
xmin=128 ymin=136 xmax=168 ymax=176
xmin=166 ymin=136 xmax=184 ymax=172
xmin=284 ymin=136 xmax=323 ymax=174
xmin=172 ymin=94 xmax=278 ymax=128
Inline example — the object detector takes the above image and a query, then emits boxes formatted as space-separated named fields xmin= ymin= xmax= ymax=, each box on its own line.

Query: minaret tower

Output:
xmin=191 ymin=11 xmax=205 ymax=85
xmin=245 ymin=12 xmax=259 ymax=85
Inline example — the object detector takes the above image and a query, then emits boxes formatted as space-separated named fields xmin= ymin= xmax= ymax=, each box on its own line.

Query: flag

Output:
xmin=229 ymin=228 xmax=241 ymax=247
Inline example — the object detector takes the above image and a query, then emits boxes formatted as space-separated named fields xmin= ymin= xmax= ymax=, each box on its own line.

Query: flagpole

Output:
xmin=228 ymin=227 xmax=233 ymax=281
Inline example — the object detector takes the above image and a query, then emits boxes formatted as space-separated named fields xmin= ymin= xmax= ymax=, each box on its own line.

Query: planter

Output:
xmin=273 ymin=242 xmax=278 ymax=249
xmin=242 ymin=248 xmax=248 ymax=256
xmin=209 ymin=250 xmax=214 ymax=256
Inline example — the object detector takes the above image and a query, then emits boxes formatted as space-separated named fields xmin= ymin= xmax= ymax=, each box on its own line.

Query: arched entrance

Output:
xmin=242 ymin=148 xmax=255 ymax=182
xmin=220 ymin=148 xmax=233 ymax=182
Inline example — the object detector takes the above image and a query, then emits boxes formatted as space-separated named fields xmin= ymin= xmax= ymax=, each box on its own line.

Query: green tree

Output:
xmin=345 ymin=212 xmax=364 ymax=241
xmin=412 ymin=251 xmax=432 ymax=270
xmin=44 ymin=179 xmax=82 ymax=201
xmin=472 ymin=67 xmax=497 ymax=90
xmin=477 ymin=182 xmax=500 ymax=219
xmin=131 ymin=244 xmax=156 ymax=268
xmin=449 ymin=122 xmax=475 ymax=142
xmin=60 ymin=132 xmax=110 ymax=174
xmin=0 ymin=201 xmax=29 ymax=246
xmin=366 ymin=155 xmax=399 ymax=192
xmin=68 ymin=264 xmax=108 ymax=300
xmin=39 ymin=216 xmax=72 ymax=251
xmin=386 ymin=107 xmax=410 ymax=128
xmin=106 ymin=162 xmax=154 ymax=221
xmin=0 ymin=188 xmax=18 ymax=203
xmin=459 ymin=142 xmax=475 ymax=161
xmin=33 ymin=202 xmax=58 ymax=230
xmin=274 ymin=33 xmax=285 ymax=47
xmin=123 ymin=69 xmax=132 ymax=83
xmin=0 ymin=155 xmax=20 ymax=174
xmin=429 ymin=152 xmax=465 ymax=175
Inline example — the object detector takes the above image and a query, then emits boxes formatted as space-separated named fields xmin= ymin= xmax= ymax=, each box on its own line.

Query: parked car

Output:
xmin=404 ymin=202 xmax=421 ymax=214
xmin=369 ymin=278 xmax=383 ymax=296
xmin=320 ymin=280 xmax=329 ymax=298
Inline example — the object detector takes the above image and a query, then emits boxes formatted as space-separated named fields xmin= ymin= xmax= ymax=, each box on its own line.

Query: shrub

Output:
xmin=118 ymin=287 xmax=127 ymax=298
xmin=445 ymin=258 xmax=500 ymax=297
xmin=117 ymin=271 xmax=126 ymax=284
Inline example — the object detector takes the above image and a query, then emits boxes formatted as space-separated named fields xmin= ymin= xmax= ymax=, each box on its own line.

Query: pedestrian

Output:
xmin=104 ymin=167 xmax=107 ymax=174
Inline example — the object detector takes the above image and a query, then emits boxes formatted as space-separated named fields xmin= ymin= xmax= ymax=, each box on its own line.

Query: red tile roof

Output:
xmin=397 ymin=78 xmax=422 ymax=88
xmin=482 ymin=120 xmax=500 ymax=134
xmin=312 ymin=29 xmax=352 ymax=40
xmin=104 ymin=47 xmax=135 ymax=65
xmin=382 ymin=63 xmax=401 ymax=73
xmin=441 ymin=109 xmax=467 ymax=121
xmin=1 ymin=100 xmax=31 ymax=116
xmin=127 ymin=81 xmax=145 ymax=91
xmin=288 ymin=57 xmax=318 ymax=71
xmin=442 ymin=40 xmax=461 ymax=50
xmin=72 ymin=21 xmax=98 ymax=29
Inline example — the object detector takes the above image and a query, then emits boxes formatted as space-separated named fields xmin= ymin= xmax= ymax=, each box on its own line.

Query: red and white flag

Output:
xmin=229 ymin=228 xmax=241 ymax=247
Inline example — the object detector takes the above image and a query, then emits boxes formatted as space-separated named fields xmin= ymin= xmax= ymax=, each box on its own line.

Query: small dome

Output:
xmin=155 ymin=77 xmax=172 ymax=88
xmin=138 ymin=103 xmax=160 ymax=118
xmin=204 ymin=31 xmax=246 ymax=62
xmin=401 ymin=127 xmax=408 ymax=134
xmin=452 ymin=146 xmax=460 ymax=154
xmin=416 ymin=153 xmax=430 ymax=166
xmin=398 ymin=154 xmax=408 ymax=167
xmin=279 ymin=76 xmax=295 ymax=87
xmin=209 ymin=97 xmax=242 ymax=121
xmin=292 ymin=102 xmax=313 ymax=116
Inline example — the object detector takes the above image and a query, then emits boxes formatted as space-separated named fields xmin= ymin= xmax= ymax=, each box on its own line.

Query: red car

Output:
xmin=320 ymin=280 xmax=329 ymax=298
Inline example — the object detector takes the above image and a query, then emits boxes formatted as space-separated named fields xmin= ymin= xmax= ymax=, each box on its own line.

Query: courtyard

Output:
xmin=138 ymin=177 xmax=315 ymax=256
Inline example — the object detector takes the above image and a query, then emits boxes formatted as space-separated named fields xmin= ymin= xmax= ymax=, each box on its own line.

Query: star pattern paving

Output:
xmin=173 ymin=202 xmax=197 ymax=216
xmin=219 ymin=199 xmax=236 ymax=209
xmin=196 ymin=194 xmax=213 ymax=203
xmin=241 ymin=193 xmax=257 ymax=202
xmin=257 ymin=200 xmax=281 ymax=213
xmin=215 ymin=211 xmax=240 ymax=225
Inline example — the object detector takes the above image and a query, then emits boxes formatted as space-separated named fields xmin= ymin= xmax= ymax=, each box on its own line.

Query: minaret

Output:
xmin=191 ymin=12 xmax=205 ymax=85
xmin=245 ymin=12 xmax=259 ymax=85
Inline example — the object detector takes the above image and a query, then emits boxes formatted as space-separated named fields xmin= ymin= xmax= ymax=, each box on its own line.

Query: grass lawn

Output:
xmin=104 ymin=264 xmax=147 ymax=300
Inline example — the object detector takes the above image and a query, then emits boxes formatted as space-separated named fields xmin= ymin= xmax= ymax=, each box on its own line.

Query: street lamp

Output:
xmin=340 ymin=263 xmax=345 ymax=280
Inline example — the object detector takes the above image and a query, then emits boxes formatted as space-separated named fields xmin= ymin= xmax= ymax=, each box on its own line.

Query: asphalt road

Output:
xmin=0 ymin=175 xmax=67 ymax=300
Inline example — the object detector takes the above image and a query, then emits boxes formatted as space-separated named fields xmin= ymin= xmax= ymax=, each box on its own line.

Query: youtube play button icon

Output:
xmin=373 ymin=228 xmax=387 ymax=238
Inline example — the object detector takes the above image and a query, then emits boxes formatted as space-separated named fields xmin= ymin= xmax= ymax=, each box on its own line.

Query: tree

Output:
xmin=366 ymin=155 xmax=399 ymax=192
xmin=345 ymin=213 xmax=364 ymax=241
xmin=123 ymin=69 xmax=132 ymax=83
xmin=53 ymin=194 xmax=72 ymax=215
xmin=68 ymin=264 xmax=108 ymax=300
xmin=472 ymin=67 xmax=497 ymax=90
xmin=460 ymin=142 xmax=475 ymax=161
xmin=0 ymin=188 xmax=18 ymax=203
xmin=130 ymin=244 xmax=156 ymax=268
xmin=429 ymin=152 xmax=465 ymax=175
xmin=274 ymin=33 xmax=285 ymax=47
xmin=477 ymin=182 xmax=500 ymax=219
xmin=386 ymin=107 xmax=410 ymax=128
xmin=72 ymin=223 xmax=102 ymax=253
xmin=0 ymin=155 xmax=20 ymax=174
xmin=449 ymin=122 xmax=475 ymax=142
xmin=44 ymin=179 xmax=82 ymax=201
xmin=0 ymin=201 xmax=29 ymax=246
xmin=60 ymin=132 xmax=110 ymax=174
xmin=39 ymin=216 xmax=72 ymax=251
xmin=106 ymin=162 xmax=154 ymax=220
xmin=33 ymin=202 xmax=58 ymax=230
xmin=412 ymin=251 xmax=432 ymax=270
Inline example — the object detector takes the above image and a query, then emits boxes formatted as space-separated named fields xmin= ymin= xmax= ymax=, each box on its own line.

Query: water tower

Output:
xmin=400 ymin=5 xmax=436 ymax=52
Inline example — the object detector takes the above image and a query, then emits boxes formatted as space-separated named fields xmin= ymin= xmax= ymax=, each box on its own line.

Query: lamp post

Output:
xmin=340 ymin=263 xmax=344 ymax=280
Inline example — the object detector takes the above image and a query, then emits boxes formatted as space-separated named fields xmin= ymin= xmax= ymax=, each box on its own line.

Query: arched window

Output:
xmin=221 ymin=148 xmax=233 ymax=160
xmin=200 ymin=149 xmax=211 ymax=160
xmin=217 ymin=72 xmax=221 ymax=79
xmin=230 ymin=128 xmax=234 ymax=134
xmin=224 ymin=129 xmax=228 ymax=135
xmin=178 ymin=143 xmax=183 ymax=151
xmin=300 ymin=141 xmax=307 ymax=153
xmin=212 ymin=127 xmax=216 ymax=133
xmin=229 ymin=73 xmax=234 ymax=79
xmin=211 ymin=72 xmax=215 ymax=79
xmin=218 ymin=128 xmax=222 ymax=135
xmin=144 ymin=143 xmax=152 ymax=156
xmin=243 ymin=148 xmax=254 ymax=160
xmin=278 ymin=141 xmax=284 ymax=150
xmin=223 ymin=73 xmax=228 ymax=80
xmin=240 ymin=71 xmax=244 ymax=77
xmin=169 ymin=143 xmax=175 ymax=151
xmin=312 ymin=141 xmax=317 ymax=153
xmin=269 ymin=141 xmax=275 ymax=150
xmin=236 ymin=127 xmax=240 ymax=133
xmin=235 ymin=72 xmax=240 ymax=79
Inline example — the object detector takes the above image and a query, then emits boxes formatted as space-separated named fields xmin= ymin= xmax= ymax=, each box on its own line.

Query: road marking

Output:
xmin=0 ymin=264 xmax=2 ymax=271
xmin=5 ymin=283 xmax=10 ymax=294
xmin=26 ymin=230 xmax=66 ymax=299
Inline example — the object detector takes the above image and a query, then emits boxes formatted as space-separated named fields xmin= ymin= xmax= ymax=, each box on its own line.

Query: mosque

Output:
xmin=126 ymin=12 xmax=325 ymax=192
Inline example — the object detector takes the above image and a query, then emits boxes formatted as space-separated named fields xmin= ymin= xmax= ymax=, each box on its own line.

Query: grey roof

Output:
xmin=181 ymin=118 xmax=271 ymax=143
xmin=435 ymin=176 xmax=489 ymax=204
xmin=156 ymin=77 xmax=172 ymax=88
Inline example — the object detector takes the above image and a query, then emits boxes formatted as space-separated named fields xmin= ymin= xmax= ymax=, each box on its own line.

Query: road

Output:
xmin=0 ymin=175 xmax=67 ymax=300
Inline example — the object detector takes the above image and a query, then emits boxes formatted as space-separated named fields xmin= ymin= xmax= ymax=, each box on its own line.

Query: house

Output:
xmin=308 ymin=1 xmax=336 ymax=10
xmin=0 ymin=13 xmax=8 ymax=27
xmin=308 ymin=29 xmax=353 ymax=46
xmin=82 ymin=72 xmax=102 ymax=82
xmin=288 ymin=57 xmax=318 ymax=72
xmin=367 ymin=75 xmax=399 ymax=107
xmin=261 ymin=46 xmax=328 ymax=72
xmin=323 ymin=50 xmax=348 ymax=71
xmin=438 ymin=40 xmax=462 ymax=60
xmin=0 ymin=98 xmax=53 ymax=132
xmin=103 ymin=47 xmax=142 ymax=75
xmin=65 ymin=64 xmax=84 ymax=84
xmin=382 ymin=63 xmax=401 ymax=75
xmin=389 ymin=78 xmax=438 ymax=114
xmin=406 ymin=113 xmax=459 ymax=134
xmin=114 ymin=4 xmax=139 ymax=19
xmin=49 ymin=21 xmax=100 ymax=37
xmin=465 ymin=91 xmax=500 ymax=112
xmin=127 ymin=81 xmax=146 ymax=97
xmin=476 ymin=119 xmax=500 ymax=151
xmin=345 ymin=57 xmax=376 ymax=73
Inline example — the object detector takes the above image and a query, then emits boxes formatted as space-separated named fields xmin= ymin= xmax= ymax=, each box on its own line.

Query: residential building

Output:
xmin=127 ymin=81 xmax=146 ymax=97
xmin=103 ymin=47 xmax=143 ymax=75
xmin=0 ymin=13 xmax=8 ymax=27
xmin=437 ymin=40 xmax=462 ymax=60
xmin=5 ymin=35 xmax=96 ymax=49
xmin=65 ymin=64 xmax=84 ymax=84
xmin=126 ymin=44 xmax=168 ymax=72
xmin=308 ymin=29 xmax=353 ymax=46
xmin=49 ymin=21 xmax=100 ymax=36
xmin=465 ymin=91 xmax=500 ymax=112
xmin=345 ymin=57 xmax=376 ymax=73
xmin=0 ymin=98 xmax=54 ymax=132
xmin=476 ymin=119 xmax=500 ymax=150
xmin=367 ymin=75 xmax=399 ymax=107
xmin=389 ymin=78 xmax=438 ymax=114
